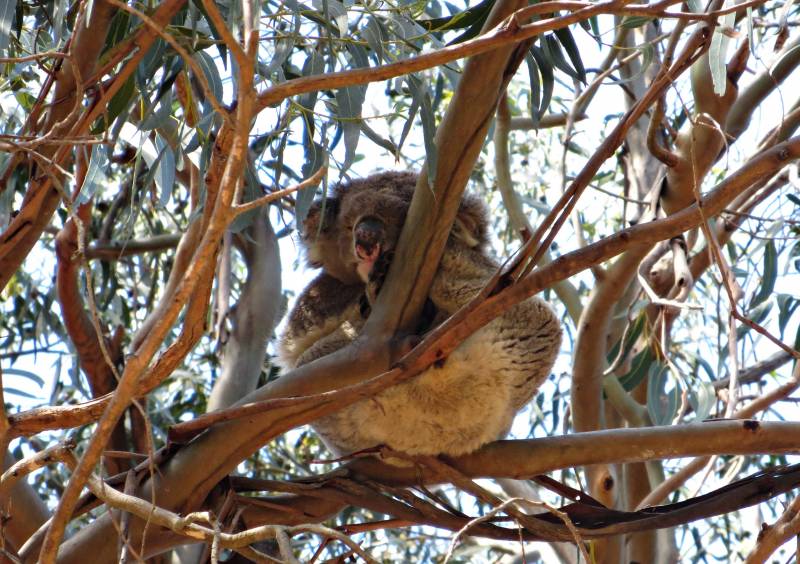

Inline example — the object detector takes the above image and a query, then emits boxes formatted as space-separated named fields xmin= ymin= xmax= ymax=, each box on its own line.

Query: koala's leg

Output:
xmin=486 ymin=296 xmax=562 ymax=411
xmin=294 ymin=320 xmax=362 ymax=367
xmin=354 ymin=327 xmax=515 ymax=457
xmin=276 ymin=273 xmax=363 ymax=369
xmin=386 ymin=244 xmax=561 ymax=451
xmin=296 ymin=318 xmax=384 ymax=458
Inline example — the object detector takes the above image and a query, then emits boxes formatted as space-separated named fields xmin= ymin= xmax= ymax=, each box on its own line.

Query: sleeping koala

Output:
xmin=277 ymin=171 xmax=561 ymax=458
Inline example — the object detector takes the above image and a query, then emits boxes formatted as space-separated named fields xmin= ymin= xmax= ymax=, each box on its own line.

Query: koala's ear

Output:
xmin=453 ymin=195 xmax=489 ymax=248
xmin=301 ymin=196 xmax=340 ymax=236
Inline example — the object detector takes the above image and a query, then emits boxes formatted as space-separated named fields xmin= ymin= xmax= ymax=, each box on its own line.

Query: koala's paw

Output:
xmin=367 ymin=250 xmax=394 ymax=302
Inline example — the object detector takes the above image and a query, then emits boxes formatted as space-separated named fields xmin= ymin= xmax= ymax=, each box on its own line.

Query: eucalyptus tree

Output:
xmin=1 ymin=0 xmax=799 ymax=562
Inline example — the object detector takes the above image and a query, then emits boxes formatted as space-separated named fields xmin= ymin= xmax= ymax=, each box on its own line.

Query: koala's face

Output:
xmin=300 ymin=178 xmax=413 ymax=285
xmin=338 ymin=186 xmax=409 ymax=282
xmin=302 ymin=199 xmax=361 ymax=285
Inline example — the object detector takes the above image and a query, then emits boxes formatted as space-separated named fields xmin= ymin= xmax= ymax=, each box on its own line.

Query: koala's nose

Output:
xmin=354 ymin=216 xmax=385 ymax=258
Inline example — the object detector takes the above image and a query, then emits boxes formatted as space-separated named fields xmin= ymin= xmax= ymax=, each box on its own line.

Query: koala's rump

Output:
xmin=312 ymin=327 xmax=518 ymax=459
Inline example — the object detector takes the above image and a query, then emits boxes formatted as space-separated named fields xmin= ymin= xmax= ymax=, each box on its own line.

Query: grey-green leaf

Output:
xmin=335 ymin=84 xmax=366 ymax=173
xmin=709 ymin=7 xmax=736 ymax=96
xmin=647 ymin=363 xmax=679 ymax=426
xmin=77 ymin=145 xmax=109 ymax=206
xmin=749 ymin=240 xmax=777 ymax=309
xmin=689 ymin=381 xmax=715 ymax=421
xmin=0 ymin=0 xmax=13 ymax=53
xmin=4 ymin=367 xmax=45 ymax=387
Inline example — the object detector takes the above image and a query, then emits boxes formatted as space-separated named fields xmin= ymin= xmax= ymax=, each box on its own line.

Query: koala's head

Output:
xmin=301 ymin=171 xmax=489 ymax=284
xmin=300 ymin=172 xmax=414 ymax=284
xmin=337 ymin=173 xmax=415 ymax=282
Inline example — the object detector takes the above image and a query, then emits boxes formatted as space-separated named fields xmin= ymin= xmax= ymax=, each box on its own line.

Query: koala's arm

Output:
xmin=276 ymin=273 xmax=364 ymax=369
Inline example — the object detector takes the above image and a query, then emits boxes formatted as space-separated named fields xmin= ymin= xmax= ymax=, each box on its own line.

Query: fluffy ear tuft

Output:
xmin=301 ymin=195 xmax=340 ymax=237
xmin=452 ymin=194 xmax=490 ymax=249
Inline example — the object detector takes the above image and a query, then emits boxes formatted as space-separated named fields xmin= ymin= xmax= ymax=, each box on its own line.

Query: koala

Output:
xmin=277 ymin=171 xmax=561 ymax=459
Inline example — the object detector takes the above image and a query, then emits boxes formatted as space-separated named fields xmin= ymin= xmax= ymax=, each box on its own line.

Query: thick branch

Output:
xmin=366 ymin=0 xmax=529 ymax=336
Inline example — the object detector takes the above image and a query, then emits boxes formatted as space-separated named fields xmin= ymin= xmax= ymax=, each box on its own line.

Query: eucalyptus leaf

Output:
xmin=554 ymin=27 xmax=586 ymax=83
xmin=621 ymin=16 xmax=653 ymax=29
xmin=736 ymin=301 xmax=773 ymax=340
xmin=4 ymin=367 xmax=45 ymax=387
xmin=154 ymin=134 xmax=176 ymax=207
xmin=606 ymin=314 xmax=646 ymax=364
xmin=777 ymin=294 xmax=799 ymax=337
xmin=407 ymin=75 xmax=437 ymax=187
xmin=298 ymin=49 xmax=326 ymax=112
xmin=3 ymin=387 xmax=38 ymax=399
xmin=749 ymin=240 xmax=777 ymax=309
xmin=140 ymin=89 xmax=175 ymax=131
xmin=334 ymin=85 xmax=366 ymax=173
xmin=416 ymin=0 xmax=493 ymax=31
xmin=543 ymin=35 xmax=582 ymax=82
xmin=265 ymin=37 xmax=295 ymax=75
xmin=525 ymin=52 xmax=541 ymax=126
xmin=618 ymin=347 xmax=655 ymax=392
xmin=77 ymin=145 xmax=109 ymax=206
xmin=689 ymin=381 xmax=715 ymax=421
xmin=0 ymin=0 xmax=13 ymax=53
xmin=529 ymin=46 xmax=554 ymax=118
xmin=709 ymin=2 xmax=736 ymax=96
xmin=298 ymin=140 xmax=326 ymax=224
xmin=194 ymin=51 xmax=225 ymax=107
xmin=647 ymin=363 xmax=679 ymax=426
xmin=363 ymin=17 xmax=385 ymax=62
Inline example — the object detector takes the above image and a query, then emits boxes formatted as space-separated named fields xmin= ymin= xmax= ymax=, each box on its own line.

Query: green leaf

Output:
xmin=647 ymin=363 xmax=679 ymax=426
xmin=335 ymin=84 xmax=366 ymax=174
xmin=298 ymin=48 xmax=325 ymax=113
xmin=154 ymin=134 xmax=176 ymax=208
xmin=749 ymin=240 xmax=777 ymax=309
xmin=542 ymin=34 xmax=582 ymax=82
xmin=190 ymin=0 xmax=228 ymax=62
xmin=778 ymin=294 xmax=800 ymax=338
xmin=194 ymin=51 xmax=224 ymax=110
xmin=736 ymin=301 xmax=772 ymax=340
xmin=4 ymin=367 xmax=45 ymax=387
xmin=606 ymin=314 xmax=646 ymax=364
xmin=689 ymin=381 xmax=715 ymax=421
xmin=621 ymin=16 xmax=653 ymax=29
xmin=3 ymin=387 xmax=39 ymax=399
xmin=794 ymin=324 xmax=800 ymax=369
xmin=554 ymin=27 xmax=586 ymax=83
xmin=618 ymin=346 xmax=655 ymax=392
xmin=589 ymin=16 xmax=600 ymax=42
xmin=362 ymin=17 xmax=385 ymax=63
xmin=407 ymin=75 xmax=437 ymax=186
xmin=529 ymin=46 xmax=553 ymax=118
xmin=0 ymin=0 xmax=13 ymax=53
xmin=298 ymin=140 xmax=326 ymax=224
xmin=416 ymin=0 xmax=493 ymax=32
xmin=77 ymin=145 xmax=109 ymax=206
xmin=92 ymin=74 xmax=136 ymax=134
xmin=709 ymin=4 xmax=736 ymax=96
xmin=103 ymin=10 xmax=131 ymax=54
xmin=524 ymin=52 xmax=541 ymax=126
